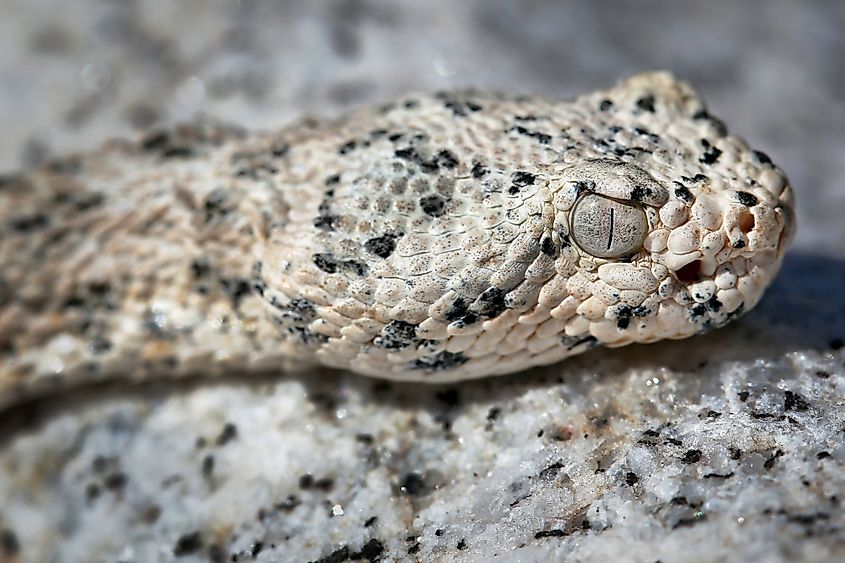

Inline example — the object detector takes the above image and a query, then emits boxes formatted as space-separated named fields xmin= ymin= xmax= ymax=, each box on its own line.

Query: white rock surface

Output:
xmin=0 ymin=1 xmax=844 ymax=562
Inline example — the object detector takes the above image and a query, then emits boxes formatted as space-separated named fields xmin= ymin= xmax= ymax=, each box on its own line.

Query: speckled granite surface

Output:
xmin=1 ymin=1 xmax=844 ymax=562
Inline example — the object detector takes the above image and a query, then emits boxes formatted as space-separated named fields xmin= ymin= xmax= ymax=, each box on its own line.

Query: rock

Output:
xmin=1 ymin=1 xmax=844 ymax=561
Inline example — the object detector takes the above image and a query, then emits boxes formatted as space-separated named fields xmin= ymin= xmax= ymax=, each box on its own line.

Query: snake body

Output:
xmin=0 ymin=72 xmax=795 ymax=407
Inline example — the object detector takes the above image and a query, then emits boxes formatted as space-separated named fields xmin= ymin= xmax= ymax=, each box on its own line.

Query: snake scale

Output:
xmin=0 ymin=72 xmax=795 ymax=409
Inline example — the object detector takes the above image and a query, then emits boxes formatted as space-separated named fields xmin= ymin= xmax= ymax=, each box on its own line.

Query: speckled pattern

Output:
xmin=0 ymin=2 xmax=844 ymax=562
xmin=0 ymin=73 xmax=794 ymax=406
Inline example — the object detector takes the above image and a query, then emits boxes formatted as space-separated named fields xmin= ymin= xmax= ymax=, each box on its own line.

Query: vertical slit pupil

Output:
xmin=607 ymin=207 xmax=615 ymax=250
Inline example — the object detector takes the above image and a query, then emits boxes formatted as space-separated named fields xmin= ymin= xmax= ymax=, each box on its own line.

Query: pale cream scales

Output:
xmin=0 ymin=72 xmax=795 ymax=406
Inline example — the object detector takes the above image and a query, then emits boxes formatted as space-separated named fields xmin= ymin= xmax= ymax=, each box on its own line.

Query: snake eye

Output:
xmin=570 ymin=193 xmax=648 ymax=259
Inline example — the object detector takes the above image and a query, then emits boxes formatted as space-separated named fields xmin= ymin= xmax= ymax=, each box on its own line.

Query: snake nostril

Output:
xmin=738 ymin=211 xmax=755 ymax=234
xmin=675 ymin=260 xmax=702 ymax=284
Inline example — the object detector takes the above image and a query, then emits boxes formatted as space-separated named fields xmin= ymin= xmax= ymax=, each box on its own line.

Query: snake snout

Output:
xmin=775 ymin=187 xmax=797 ymax=257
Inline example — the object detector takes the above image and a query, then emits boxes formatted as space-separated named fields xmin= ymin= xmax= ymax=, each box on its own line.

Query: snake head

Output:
xmin=254 ymin=72 xmax=795 ymax=380
xmin=547 ymin=72 xmax=795 ymax=345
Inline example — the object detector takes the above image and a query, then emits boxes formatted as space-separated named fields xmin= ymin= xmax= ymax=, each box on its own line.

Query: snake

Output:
xmin=0 ymin=72 xmax=795 ymax=409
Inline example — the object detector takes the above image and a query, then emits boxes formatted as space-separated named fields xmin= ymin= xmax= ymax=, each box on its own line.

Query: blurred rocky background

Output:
xmin=1 ymin=1 xmax=844 ymax=562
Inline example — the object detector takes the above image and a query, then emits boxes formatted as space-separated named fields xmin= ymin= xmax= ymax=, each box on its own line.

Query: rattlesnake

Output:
xmin=0 ymin=72 xmax=795 ymax=408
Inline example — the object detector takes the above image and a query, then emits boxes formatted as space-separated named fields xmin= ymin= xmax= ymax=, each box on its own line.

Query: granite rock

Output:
xmin=1 ymin=1 xmax=844 ymax=562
